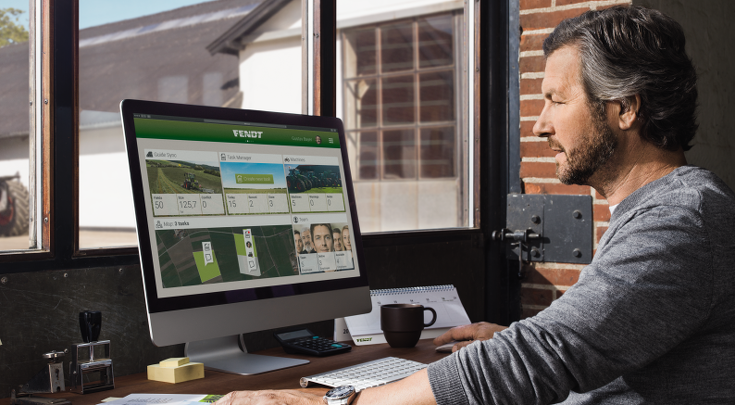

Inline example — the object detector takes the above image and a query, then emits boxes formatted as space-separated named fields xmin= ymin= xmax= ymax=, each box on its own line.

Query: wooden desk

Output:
xmin=10 ymin=340 xmax=448 ymax=405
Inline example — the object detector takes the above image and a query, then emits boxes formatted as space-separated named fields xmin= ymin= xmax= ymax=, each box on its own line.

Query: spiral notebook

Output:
xmin=336 ymin=285 xmax=471 ymax=346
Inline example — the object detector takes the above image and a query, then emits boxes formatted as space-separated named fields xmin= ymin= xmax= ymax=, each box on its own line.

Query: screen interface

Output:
xmin=131 ymin=114 xmax=360 ymax=299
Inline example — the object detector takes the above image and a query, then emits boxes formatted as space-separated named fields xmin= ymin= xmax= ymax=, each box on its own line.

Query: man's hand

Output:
xmin=433 ymin=322 xmax=508 ymax=352
xmin=214 ymin=369 xmax=437 ymax=405
xmin=215 ymin=389 xmax=322 ymax=405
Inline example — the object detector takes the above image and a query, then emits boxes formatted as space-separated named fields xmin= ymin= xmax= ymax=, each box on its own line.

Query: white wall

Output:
xmin=79 ymin=125 xmax=136 ymax=229
xmin=336 ymin=0 xmax=463 ymax=28
xmin=239 ymin=37 xmax=302 ymax=114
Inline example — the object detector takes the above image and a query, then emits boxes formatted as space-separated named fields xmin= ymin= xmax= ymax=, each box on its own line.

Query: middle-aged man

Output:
xmin=301 ymin=228 xmax=314 ymax=253
xmin=216 ymin=5 xmax=735 ymax=404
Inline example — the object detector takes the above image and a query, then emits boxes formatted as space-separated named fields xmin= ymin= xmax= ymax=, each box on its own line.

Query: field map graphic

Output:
xmin=156 ymin=225 xmax=298 ymax=288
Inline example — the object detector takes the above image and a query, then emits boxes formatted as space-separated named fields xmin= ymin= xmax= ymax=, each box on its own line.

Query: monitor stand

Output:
xmin=186 ymin=335 xmax=309 ymax=375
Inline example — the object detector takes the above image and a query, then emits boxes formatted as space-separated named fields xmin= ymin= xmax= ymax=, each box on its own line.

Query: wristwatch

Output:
xmin=323 ymin=385 xmax=358 ymax=405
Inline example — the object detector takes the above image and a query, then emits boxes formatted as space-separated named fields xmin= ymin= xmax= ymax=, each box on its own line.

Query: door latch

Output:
xmin=492 ymin=228 xmax=541 ymax=278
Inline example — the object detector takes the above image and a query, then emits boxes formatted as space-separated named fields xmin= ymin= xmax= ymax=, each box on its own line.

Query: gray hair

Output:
xmin=543 ymin=5 xmax=698 ymax=151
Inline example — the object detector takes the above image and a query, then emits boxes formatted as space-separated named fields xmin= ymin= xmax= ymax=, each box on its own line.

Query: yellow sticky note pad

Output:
xmin=160 ymin=357 xmax=190 ymax=368
xmin=147 ymin=361 xmax=204 ymax=384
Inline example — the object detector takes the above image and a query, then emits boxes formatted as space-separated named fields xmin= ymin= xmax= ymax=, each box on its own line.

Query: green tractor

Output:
xmin=323 ymin=171 xmax=341 ymax=187
xmin=286 ymin=168 xmax=311 ymax=192
xmin=305 ymin=171 xmax=323 ymax=188
xmin=182 ymin=173 xmax=200 ymax=191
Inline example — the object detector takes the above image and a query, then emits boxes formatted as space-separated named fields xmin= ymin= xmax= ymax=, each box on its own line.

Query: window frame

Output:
xmin=0 ymin=0 xmax=507 ymax=278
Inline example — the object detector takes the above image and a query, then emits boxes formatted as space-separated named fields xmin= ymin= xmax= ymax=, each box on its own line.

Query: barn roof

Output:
xmin=0 ymin=0 xmax=262 ymax=139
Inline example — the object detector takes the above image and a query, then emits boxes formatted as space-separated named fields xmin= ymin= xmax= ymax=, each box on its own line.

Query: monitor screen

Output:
xmin=120 ymin=99 xmax=371 ymax=374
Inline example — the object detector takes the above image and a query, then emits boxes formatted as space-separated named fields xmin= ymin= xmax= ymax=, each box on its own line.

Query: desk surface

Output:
xmin=9 ymin=340 xmax=448 ymax=405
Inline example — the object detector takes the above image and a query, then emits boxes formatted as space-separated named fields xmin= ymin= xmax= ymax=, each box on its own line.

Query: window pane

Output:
xmin=78 ymin=0 xmax=299 ymax=248
xmin=420 ymin=127 xmax=455 ymax=178
xmin=345 ymin=79 xmax=378 ymax=128
xmin=381 ymin=23 xmax=413 ymax=73
xmin=418 ymin=15 xmax=454 ymax=68
xmin=339 ymin=5 xmax=470 ymax=232
xmin=382 ymin=75 xmax=415 ymax=125
xmin=0 ymin=7 xmax=32 ymax=250
xmin=357 ymin=131 xmax=379 ymax=180
xmin=383 ymin=129 xmax=416 ymax=179
xmin=343 ymin=26 xmax=376 ymax=76
xmin=420 ymin=70 xmax=454 ymax=122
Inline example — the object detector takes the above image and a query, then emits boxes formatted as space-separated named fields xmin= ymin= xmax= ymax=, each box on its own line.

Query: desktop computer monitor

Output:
xmin=120 ymin=99 xmax=371 ymax=375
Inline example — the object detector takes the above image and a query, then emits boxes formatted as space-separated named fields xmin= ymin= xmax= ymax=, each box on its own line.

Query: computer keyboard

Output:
xmin=300 ymin=357 xmax=427 ymax=392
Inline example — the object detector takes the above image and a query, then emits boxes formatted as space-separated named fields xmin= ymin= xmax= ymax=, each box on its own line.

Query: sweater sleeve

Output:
xmin=428 ymin=203 xmax=714 ymax=404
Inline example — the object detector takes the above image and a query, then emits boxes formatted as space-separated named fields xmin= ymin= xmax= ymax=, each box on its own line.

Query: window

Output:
xmin=0 ymin=0 xmax=487 ymax=266
xmin=0 ymin=6 xmax=33 ymax=251
xmin=339 ymin=10 xmax=469 ymax=232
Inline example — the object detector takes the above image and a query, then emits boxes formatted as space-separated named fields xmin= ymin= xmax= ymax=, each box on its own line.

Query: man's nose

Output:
xmin=533 ymin=105 xmax=552 ymax=138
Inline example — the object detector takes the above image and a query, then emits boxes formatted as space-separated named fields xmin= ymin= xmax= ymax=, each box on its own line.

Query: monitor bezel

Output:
xmin=120 ymin=99 xmax=369 ymax=315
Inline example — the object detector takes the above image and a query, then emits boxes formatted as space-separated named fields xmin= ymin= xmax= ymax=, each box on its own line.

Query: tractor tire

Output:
xmin=296 ymin=178 xmax=306 ymax=192
xmin=0 ymin=180 xmax=29 ymax=237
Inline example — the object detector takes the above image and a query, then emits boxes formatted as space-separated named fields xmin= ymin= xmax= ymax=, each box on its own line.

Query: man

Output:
xmin=216 ymin=6 xmax=735 ymax=404
xmin=332 ymin=228 xmax=344 ymax=251
xmin=301 ymin=228 xmax=314 ymax=253
xmin=310 ymin=223 xmax=333 ymax=253
xmin=293 ymin=230 xmax=307 ymax=254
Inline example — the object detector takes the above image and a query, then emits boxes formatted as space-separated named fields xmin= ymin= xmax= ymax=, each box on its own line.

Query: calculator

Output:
xmin=274 ymin=328 xmax=352 ymax=357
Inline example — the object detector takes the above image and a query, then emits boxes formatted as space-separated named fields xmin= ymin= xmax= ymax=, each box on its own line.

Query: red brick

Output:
xmin=521 ymin=306 xmax=544 ymax=319
xmin=596 ymin=226 xmax=609 ymax=244
xmin=520 ymin=0 xmax=551 ymax=10
xmin=521 ymin=287 xmax=553 ymax=306
xmin=524 ymin=182 xmax=591 ymax=195
xmin=593 ymin=203 xmax=611 ymax=222
xmin=521 ymin=78 xmax=543 ymax=95
xmin=520 ymin=161 xmax=557 ymax=178
xmin=520 ymin=34 xmax=548 ymax=52
xmin=556 ymin=0 xmax=589 ymax=5
xmin=521 ymin=141 xmax=554 ymax=158
xmin=521 ymin=121 xmax=538 ymax=137
xmin=594 ymin=189 xmax=604 ymax=200
xmin=520 ymin=8 xmax=589 ymax=31
xmin=520 ymin=55 xmax=546 ymax=73
xmin=525 ymin=266 xmax=581 ymax=286
xmin=521 ymin=99 xmax=544 ymax=116
xmin=556 ymin=289 xmax=565 ymax=299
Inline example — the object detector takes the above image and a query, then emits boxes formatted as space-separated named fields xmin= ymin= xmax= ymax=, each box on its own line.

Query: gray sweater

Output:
xmin=428 ymin=166 xmax=735 ymax=404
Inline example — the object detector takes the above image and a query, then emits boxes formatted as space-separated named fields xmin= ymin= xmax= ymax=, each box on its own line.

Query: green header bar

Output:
xmin=134 ymin=118 xmax=340 ymax=148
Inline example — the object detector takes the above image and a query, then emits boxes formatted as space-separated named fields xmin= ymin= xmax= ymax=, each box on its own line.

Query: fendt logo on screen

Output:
xmin=232 ymin=129 xmax=263 ymax=138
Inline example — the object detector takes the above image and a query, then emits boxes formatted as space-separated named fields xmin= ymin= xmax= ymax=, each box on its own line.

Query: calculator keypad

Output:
xmin=288 ymin=336 xmax=349 ymax=355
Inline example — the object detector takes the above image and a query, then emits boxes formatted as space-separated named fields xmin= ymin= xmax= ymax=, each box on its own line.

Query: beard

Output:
xmin=553 ymin=105 xmax=617 ymax=185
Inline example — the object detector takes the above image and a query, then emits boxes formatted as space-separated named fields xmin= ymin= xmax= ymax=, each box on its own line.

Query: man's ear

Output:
xmin=618 ymin=94 xmax=641 ymax=131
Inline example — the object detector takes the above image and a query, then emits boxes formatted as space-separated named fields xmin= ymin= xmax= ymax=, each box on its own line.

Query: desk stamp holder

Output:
xmin=69 ymin=340 xmax=115 ymax=394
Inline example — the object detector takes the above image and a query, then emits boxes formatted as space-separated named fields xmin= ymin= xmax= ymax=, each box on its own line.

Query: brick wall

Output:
xmin=517 ymin=0 xmax=631 ymax=318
